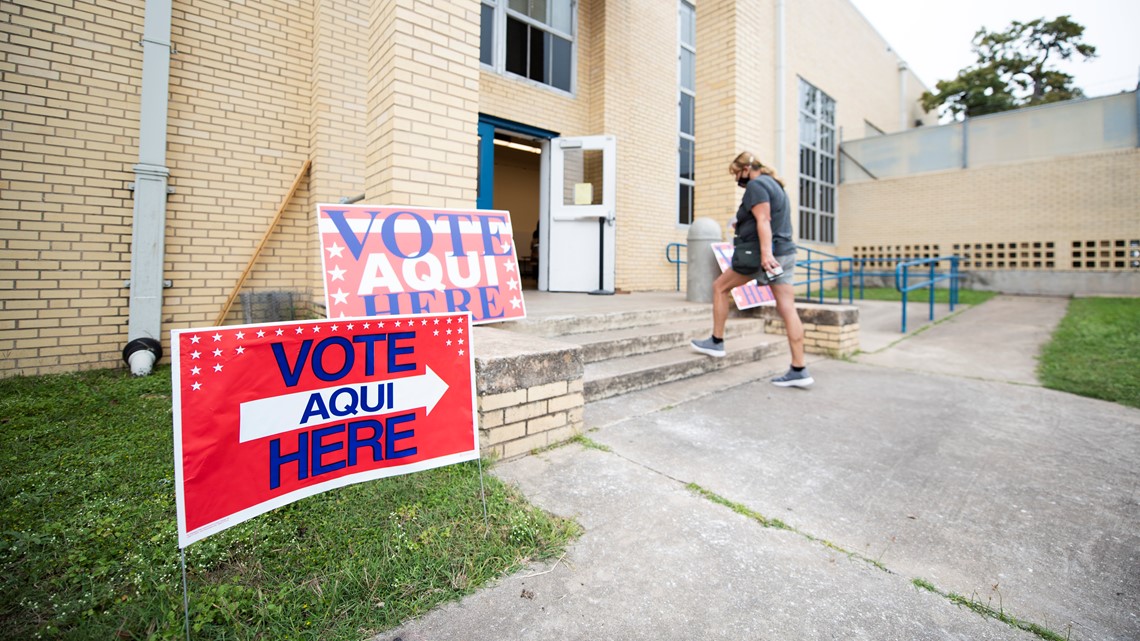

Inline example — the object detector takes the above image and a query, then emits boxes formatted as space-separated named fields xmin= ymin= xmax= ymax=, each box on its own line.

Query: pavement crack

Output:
xmin=564 ymin=439 xmax=1074 ymax=641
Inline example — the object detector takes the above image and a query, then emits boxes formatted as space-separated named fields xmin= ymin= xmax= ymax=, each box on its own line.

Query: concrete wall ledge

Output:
xmin=472 ymin=327 xmax=585 ymax=460
xmin=753 ymin=302 xmax=860 ymax=357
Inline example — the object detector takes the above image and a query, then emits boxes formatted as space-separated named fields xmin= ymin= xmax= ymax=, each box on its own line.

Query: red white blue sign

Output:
xmin=172 ymin=312 xmax=477 ymax=547
xmin=317 ymin=205 xmax=526 ymax=324
xmin=711 ymin=242 xmax=776 ymax=309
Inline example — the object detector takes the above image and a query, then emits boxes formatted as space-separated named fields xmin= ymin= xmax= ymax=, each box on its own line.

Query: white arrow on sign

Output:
xmin=238 ymin=366 xmax=449 ymax=443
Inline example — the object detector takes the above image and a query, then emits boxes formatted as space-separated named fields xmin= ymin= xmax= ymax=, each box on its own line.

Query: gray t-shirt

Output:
xmin=734 ymin=174 xmax=795 ymax=256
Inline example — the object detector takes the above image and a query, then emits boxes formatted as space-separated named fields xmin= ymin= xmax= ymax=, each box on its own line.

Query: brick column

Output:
xmin=364 ymin=0 xmax=480 ymax=208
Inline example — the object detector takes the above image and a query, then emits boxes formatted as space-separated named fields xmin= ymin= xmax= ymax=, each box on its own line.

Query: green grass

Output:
xmin=1038 ymin=297 xmax=1140 ymax=409
xmin=0 ymin=366 xmax=580 ymax=641
xmin=911 ymin=578 xmax=1069 ymax=641
xmin=814 ymin=286 xmax=997 ymax=306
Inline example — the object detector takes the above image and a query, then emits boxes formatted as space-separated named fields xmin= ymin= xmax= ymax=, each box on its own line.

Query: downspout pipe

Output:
xmin=774 ymin=0 xmax=786 ymax=175
xmin=125 ymin=0 xmax=173 ymax=376
xmin=898 ymin=60 xmax=908 ymax=131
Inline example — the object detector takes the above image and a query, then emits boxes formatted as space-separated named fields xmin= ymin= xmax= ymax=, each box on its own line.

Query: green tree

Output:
xmin=921 ymin=15 xmax=1097 ymax=120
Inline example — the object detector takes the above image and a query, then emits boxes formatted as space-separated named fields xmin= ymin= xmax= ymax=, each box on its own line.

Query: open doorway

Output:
xmin=491 ymin=134 xmax=542 ymax=289
xmin=477 ymin=115 xmax=557 ymax=291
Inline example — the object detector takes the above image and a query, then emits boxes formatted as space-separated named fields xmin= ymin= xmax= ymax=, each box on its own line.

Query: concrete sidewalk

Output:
xmin=380 ymin=295 xmax=1140 ymax=641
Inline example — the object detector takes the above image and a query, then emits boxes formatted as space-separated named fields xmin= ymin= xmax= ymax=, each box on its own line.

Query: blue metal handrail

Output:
xmin=798 ymin=247 xmax=856 ymax=303
xmin=666 ymin=243 xmax=686 ymax=291
xmin=896 ymin=256 xmax=960 ymax=333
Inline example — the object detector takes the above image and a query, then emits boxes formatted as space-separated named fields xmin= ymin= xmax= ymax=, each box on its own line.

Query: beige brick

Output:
xmin=527 ymin=411 xmax=567 ymax=435
xmin=479 ymin=389 xmax=526 ymax=412
xmin=504 ymin=399 xmax=547 ymax=425
xmin=547 ymin=392 xmax=584 ymax=413
xmin=483 ymin=421 xmax=526 ymax=446
xmin=527 ymin=380 xmax=568 ymax=402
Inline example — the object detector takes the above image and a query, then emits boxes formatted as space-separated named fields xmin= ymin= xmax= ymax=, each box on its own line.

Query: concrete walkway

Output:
xmin=380 ymin=295 xmax=1140 ymax=641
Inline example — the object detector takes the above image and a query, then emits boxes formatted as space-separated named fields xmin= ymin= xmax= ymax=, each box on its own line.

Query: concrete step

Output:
xmin=564 ymin=317 xmax=768 ymax=363
xmin=488 ymin=301 xmax=712 ymax=338
xmin=583 ymin=331 xmax=788 ymax=402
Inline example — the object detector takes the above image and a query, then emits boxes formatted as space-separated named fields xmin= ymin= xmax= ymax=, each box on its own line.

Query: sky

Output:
xmin=848 ymin=0 xmax=1140 ymax=98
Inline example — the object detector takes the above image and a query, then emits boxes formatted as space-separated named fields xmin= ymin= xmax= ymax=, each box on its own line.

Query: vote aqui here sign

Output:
xmin=172 ymin=312 xmax=477 ymax=547
xmin=318 ymin=205 xmax=527 ymax=324
xmin=711 ymin=241 xmax=775 ymax=309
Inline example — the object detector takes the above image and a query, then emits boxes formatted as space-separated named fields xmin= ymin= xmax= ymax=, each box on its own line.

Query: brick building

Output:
xmin=0 ymin=0 xmax=979 ymax=378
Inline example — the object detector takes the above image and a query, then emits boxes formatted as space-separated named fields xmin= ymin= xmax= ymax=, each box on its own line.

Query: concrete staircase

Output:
xmin=493 ymin=300 xmax=787 ymax=403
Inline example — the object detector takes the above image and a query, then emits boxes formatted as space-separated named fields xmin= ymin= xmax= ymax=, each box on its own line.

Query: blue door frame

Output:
xmin=476 ymin=114 xmax=558 ymax=210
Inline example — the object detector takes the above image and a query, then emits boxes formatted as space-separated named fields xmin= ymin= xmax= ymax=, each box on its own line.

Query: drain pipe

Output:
xmin=898 ymin=60 xmax=909 ymax=131
xmin=124 ymin=0 xmax=173 ymax=376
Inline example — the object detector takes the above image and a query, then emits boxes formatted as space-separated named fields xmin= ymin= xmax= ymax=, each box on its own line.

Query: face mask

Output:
xmin=736 ymin=172 xmax=750 ymax=188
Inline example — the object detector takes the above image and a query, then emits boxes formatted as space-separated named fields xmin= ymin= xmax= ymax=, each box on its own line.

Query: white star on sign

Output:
xmin=190 ymin=366 xmax=201 ymax=376
xmin=332 ymin=289 xmax=349 ymax=305
xmin=510 ymin=296 xmax=522 ymax=309
xmin=192 ymin=382 xmax=202 ymax=391
xmin=235 ymin=346 xmax=245 ymax=355
xmin=213 ymin=363 xmax=223 ymax=372
xmin=503 ymin=260 xmax=515 ymax=273
xmin=328 ymin=265 xmax=347 ymax=281
xmin=212 ymin=333 xmax=222 ymax=342
xmin=500 ymin=241 xmax=511 ymax=253
xmin=190 ymin=335 xmax=201 ymax=344
xmin=507 ymin=277 xmax=519 ymax=290
xmin=275 ymin=328 xmax=284 ymax=336
xmin=212 ymin=348 xmax=222 ymax=357
xmin=190 ymin=350 xmax=201 ymax=359
xmin=235 ymin=331 xmax=245 ymax=340
xmin=326 ymin=242 xmax=345 ymax=258
xmin=257 ymin=330 xmax=266 ymax=338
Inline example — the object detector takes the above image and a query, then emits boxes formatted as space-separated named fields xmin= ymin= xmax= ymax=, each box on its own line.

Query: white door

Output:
xmin=544 ymin=135 xmax=617 ymax=293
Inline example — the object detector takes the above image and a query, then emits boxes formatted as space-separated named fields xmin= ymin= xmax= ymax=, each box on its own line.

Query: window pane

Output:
xmin=680 ymin=93 xmax=694 ymax=136
xmin=681 ymin=3 xmax=695 ymax=46
xmin=551 ymin=0 xmax=572 ymax=33
xmin=562 ymin=149 xmax=605 ymax=206
xmin=509 ymin=0 xmax=528 ymax=16
xmin=681 ymin=49 xmax=694 ymax=90
xmin=679 ymin=137 xmax=694 ymax=180
xmin=480 ymin=3 xmax=494 ymax=66
xmin=550 ymin=34 xmax=571 ymax=91
xmin=529 ymin=28 xmax=546 ymax=83
xmin=822 ymin=97 xmax=836 ymax=125
xmin=531 ymin=0 xmax=548 ymax=24
xmin=678 ymin=183 xmax=693 ymax=225
xmin=505 ymin=16 xmax=528 ymax=76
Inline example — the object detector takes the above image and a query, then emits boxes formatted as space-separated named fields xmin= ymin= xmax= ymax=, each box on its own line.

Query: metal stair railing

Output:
xmin=798 ymin=247 xmax=856 ymax=303
xmin=666 ymin=242 xmax=686 ymax=291
xmin=896 ymin=256 xmax=960 ymax=333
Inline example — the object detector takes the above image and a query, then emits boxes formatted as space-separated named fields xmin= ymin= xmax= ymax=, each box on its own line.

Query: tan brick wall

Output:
xmin=166 ymin=0 xmax=315 ymax=332
xmin=478 ymin=378 xmax=584 ymax=460
xmin=1 ymin=0 xmax=145 ymax=376
xmin=837 ymin=148 xmax=1140 ymax=270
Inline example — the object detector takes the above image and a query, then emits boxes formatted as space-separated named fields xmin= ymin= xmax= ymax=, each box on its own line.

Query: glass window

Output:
xmin=677 ymin=1 xmax=696 ymax=226
xmin=798 ymin=78 xmax=837 ymax=244
xmin=561 ymin=149 xmax=605 ymax=206
xmin=485 ymin=0 xmax=574 ymax=94
xmin=480 ymin=3 xmax=494 ymax=66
